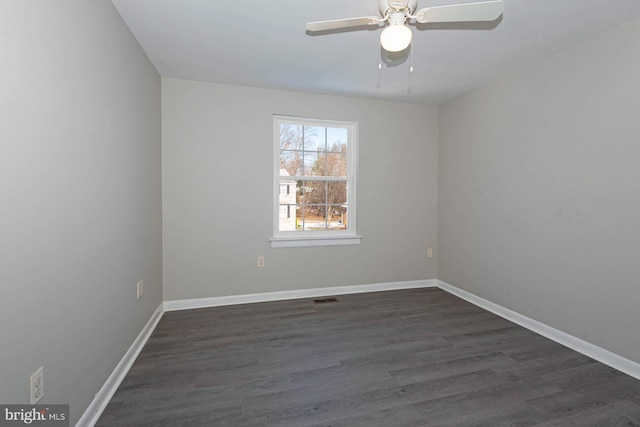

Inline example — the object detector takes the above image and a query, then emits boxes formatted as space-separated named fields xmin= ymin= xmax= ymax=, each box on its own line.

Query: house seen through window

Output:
xmin=272 ymin=115 xmax=359 ymax=248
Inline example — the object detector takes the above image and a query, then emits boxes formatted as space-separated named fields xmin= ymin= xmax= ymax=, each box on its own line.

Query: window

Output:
xmin=272 ymin=115 xmax=360 ymax=248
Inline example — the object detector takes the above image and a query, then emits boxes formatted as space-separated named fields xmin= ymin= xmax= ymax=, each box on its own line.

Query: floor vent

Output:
xmin=313 ymin=297 xmax=339 ymax=304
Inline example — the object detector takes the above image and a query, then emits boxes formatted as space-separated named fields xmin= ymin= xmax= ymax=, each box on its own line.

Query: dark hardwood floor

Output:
xmin=97 ymin=288 xmax=640 ymax=426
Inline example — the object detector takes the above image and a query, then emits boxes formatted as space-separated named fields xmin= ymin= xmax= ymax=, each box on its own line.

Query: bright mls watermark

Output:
xmin=0 ymin=405 xmax=68 ymax=426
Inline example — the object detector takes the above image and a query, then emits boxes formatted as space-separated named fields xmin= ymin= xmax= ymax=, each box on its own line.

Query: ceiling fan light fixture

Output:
xmin=306 ymin=0 xmax=504 ymax=53
xmin=380 ymin=23 xmax=412 ymax=52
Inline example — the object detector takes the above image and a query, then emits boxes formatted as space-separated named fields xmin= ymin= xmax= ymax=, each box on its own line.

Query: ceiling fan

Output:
xmin=306 ymin=0 xmax=504 ymax=52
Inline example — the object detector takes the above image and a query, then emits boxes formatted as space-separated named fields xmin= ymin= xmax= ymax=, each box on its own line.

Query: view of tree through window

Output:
xmin=275 ymin=117 xmax=355 ymax=234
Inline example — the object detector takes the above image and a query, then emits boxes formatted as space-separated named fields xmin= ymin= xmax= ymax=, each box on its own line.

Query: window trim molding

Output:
xmin=272 ymin=115 xmax=359 ymax=248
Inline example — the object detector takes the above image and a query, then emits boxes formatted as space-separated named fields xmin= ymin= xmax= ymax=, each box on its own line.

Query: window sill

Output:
xmin=270 ymin=235 xmax=362 ymax=248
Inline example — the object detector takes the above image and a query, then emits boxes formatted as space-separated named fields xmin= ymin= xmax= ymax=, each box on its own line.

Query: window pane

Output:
xmin=279 ymin=205 xmax=296 ymax=230
xmin=304 ymin=180 xmax=326 ymax=206
xmin=296 ymin=205 xmax=310 ymax=230
xmin=325 ymin=152 xmax=347 ymax=177
xmin=280 ymin=150 xmax=302 ymax=176
xmin=327 ymin=181 xmax=347 ymax=205
xmin=303 ymin=126 xmax=323 ymax=152
xmin=328 ymin=205 xmax=348 ymax=229
xmin=303 ymin=151 xmax=324 ymax=176
xmin=280 ymin=124 xmax=302 ymax=151
xmin=327 ymin=127 xmax=348 ymax=152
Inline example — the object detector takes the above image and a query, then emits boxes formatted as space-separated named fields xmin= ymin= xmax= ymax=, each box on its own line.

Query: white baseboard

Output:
xmin=164 ymin=279 xmax=437 ymax=311
xmin=437 ymin=280 xmax=640 ymax=381
xmin=76 ymin=303 xmax=164 ymax=427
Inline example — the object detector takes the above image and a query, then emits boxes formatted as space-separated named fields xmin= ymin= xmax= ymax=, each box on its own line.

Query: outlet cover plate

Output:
xmin=137 ymin=280 xmax=143 ymax=299
xmin=30 ymin=366 xmax=43 ymax=404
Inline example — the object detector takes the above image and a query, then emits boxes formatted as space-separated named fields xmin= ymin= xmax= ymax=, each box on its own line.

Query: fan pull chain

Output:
xmin=377 ymin=48 xmax=382 ymax=88
xmin=407 ymin=46 xmax=413 ymax=94
xmin=410 ymin=45 xmax=414 ymax=73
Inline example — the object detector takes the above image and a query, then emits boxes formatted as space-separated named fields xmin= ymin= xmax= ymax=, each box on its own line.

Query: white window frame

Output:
xmin=271 ymin=115 xmax=360 ymax=248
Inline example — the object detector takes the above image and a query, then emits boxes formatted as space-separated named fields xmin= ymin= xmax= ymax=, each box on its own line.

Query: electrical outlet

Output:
xmin=427 ymin=248 xmax=433 ymax=258
xmin=30 ymin=367 xmax=43 ymax=404
xmin=257 ymin=256 xmax=265 ymax=267
xmin=136 ymin=280 xmax=143 ymax=299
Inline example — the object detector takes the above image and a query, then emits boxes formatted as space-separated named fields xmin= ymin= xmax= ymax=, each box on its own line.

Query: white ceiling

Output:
xmin=111 ymin=0 xmax=640 ymax=105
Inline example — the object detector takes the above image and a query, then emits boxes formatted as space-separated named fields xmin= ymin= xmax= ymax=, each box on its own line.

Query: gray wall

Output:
xmin=438 ymin=17 xmax=640 ymax=364
xmin=0 ymin=1 xmax=162 ymax=424
xmin=162 ymin=78 xmax=438 ymax=301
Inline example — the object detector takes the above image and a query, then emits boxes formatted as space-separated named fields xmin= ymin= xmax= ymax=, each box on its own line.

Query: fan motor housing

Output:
xmin=379 ymin=0 xmax=418 ymax=16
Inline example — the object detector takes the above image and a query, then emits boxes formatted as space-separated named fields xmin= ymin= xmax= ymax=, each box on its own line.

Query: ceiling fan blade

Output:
xmin=415 ymin=0 xmax=504 ymax=24
xmin=306 ymin=16 xmax=382 ymax=32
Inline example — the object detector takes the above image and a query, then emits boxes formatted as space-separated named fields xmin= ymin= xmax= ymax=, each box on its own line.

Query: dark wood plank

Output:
xmin=97 ymin=288 xmax=640 ymax=426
